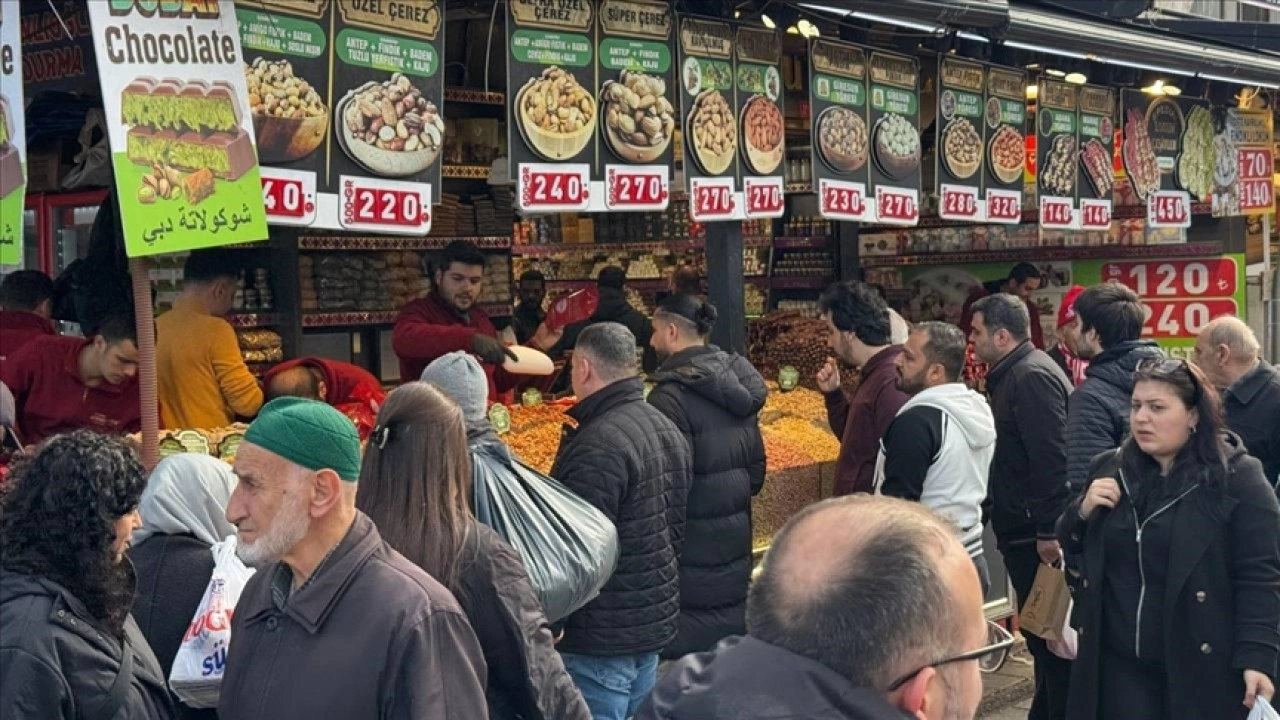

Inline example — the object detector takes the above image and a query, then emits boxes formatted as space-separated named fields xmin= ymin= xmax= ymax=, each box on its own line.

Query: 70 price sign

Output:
xmin=259 ymin=168 xmax=316 ymax=227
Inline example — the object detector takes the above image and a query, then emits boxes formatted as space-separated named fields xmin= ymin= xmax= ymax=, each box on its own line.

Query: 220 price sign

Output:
xmin=339 ymin=175 xmax=432 ymax=234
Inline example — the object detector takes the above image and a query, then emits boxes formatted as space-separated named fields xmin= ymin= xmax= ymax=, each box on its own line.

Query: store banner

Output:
xmin=1077 ymin=85 xmax=1115 ymax=231
xmin=508 ymin=0 xmax=597 ymax=214
xmin=735 ymin=24 xmax=784 ymax=219
xmin=0 ymin=0 xmax=25 ymax=266
xmin=597 ymin=0 xmax=674 ymax=212
xmin=1213 ymin=108 xmax=1274 ymax=217
xmin=984 ymin=67 xmax=1026 ymax=225
xmin=809 ymin=37 xmax=870 ymax=223
xmin=1121 ymin=89 xmax=1207 ymax=228
xmin=88 ymin=0 xmax=269 ymax=258
xmin=677 ymin=14 xmax=737 ymax=222
xmin=19 ymin=0 xmax=99 ymax=97
xmin=935 ymin=57 xmax=985 ymax=223
xmin=867 ymin=50 xmax=921 ymax=226
xmin=1036 ymin=80 xmax=1078 ymax=230
xmin=236 ymin=0 xmax=331 ymax=227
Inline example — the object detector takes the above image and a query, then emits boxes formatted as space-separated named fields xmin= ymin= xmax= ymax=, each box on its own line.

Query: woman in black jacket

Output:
xmin=0 ymin=431 xmax=175 ymax=720
xmin=1057 ymin=358 xmax=1280 ymax=720
xmin=357 ymin=381 xmax=590 ymax=720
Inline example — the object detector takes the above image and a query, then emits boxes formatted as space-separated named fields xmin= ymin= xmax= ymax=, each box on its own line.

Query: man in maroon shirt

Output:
xmin=816 ymin=281 xmax=909 ymax=496
xmin=392 ymin=240 xmax=519 ymax=399
xmin=0 ymin=270 xmax=55 ymax=360
xmin=263 ymin=357 xmax=382 ymax=406
xmin=1 ymin=313 xmax=141 ymax=445
xmin=959 ymin=262 xmax=1045 ymax=349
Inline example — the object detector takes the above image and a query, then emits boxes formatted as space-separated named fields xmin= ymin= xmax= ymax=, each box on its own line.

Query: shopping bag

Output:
xmin=471 ymin=439 xmax=619 ymax=623
xmin=169 ymin=536 xmax=255 ymax=708
xmin=1019 ymin=562 xmax=1072 ymax=641
xmin=1250 ymin=697 xmax=1280 ymax=720
xmin=544 ymin=287 xmax=598 ymax=331
xmin=1047 ymin=599 xmax=1078 ymax=660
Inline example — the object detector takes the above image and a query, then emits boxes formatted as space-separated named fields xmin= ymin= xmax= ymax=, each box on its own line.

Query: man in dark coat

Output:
xmin=554 ymin=266 xmax=656 ymax=373
xmin=0 ymin=270 xmax=55 ymax=360
xmin=1194 ymin=317 xmax=1280 ymax=488
xmin=551 ymin=322 xmax=692 ymax=720
xmin=219 ymin=398 xmax=487 ymax=720
xmin=960 ymin=262 xmax=1046 ymax=349
xmin=647 ymin=294 xmax=767 ymax=658
xmin=1065 ymin=283 xmax=1163 ymax=491
xmin=635 ymin=496 xmax=997 ymax=720
xmin=511 ymin=269 xmax=548 ymax=345
xmin=970 ymin=293 xmax=1073 ymax=720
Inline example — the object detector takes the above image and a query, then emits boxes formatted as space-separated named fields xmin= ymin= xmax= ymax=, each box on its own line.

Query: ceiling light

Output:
xmin=840 ymin=8 xmax=946 ymax=34
xmin=1162 ymin=84 xmax=1182 ymax=96
xmin=734 ymin=9 xmax=741 ymax=18
xmin=808 ymin=25 xmax=821 ymax=37
xmin=797 ymin=19 xmax=813 ymax=34
xmin=956 ymin=31 xmax=989 ymax=43
xmin=1143 ymin=79 xmax=1165 ymax=95
xmin=1099 ymin=57 xmax=1195 ymax=77
xmin=786 ymin=24 xmax=799 ymax=34
xmin=762 ymin=14 xmax=775 ymax=29
xmin=1198 ymin=72 xmax=1280 ymax=89
xmin=1002 ymin=39 xmax=1090 ymax=60
xmin=1065 ymin=72 xmax=1087 ymax=84
xmin=1025 ymin=84 xmax=1038 ymax=101
xmin=1044 ymin=68 xmax=1066 ymax=77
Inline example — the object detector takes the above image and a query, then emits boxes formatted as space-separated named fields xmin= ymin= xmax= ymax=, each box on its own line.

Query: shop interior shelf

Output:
xmin=512 ymin=236 xmax=772 ymax=256
xmin=859 ymin=242 xmax=1223 ymax=268
xmin=443 ymin=87 xmax=505 ymax=105
xmin=785 ymin=182 xmax=814 ymax=194
xmin=773 ymin=235 xmax=831 ymax=249
xmin=299 ymin=235 xmax=513 ymax=251
xmin=442 ymin=164 xmax=492 ymax=179
xmin=301 ymin=304 xmax=511 ymax=328
xmin=770 ymin=276 xmax=831 ymax=290
xmin=226 ymin=313 xmax=283 ymax=329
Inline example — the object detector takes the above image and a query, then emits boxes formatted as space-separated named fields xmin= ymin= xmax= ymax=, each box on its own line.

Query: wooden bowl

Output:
xmin=741 ymin=95 xmax=783 ymax=175
xmin=253 ymin=110 xmax=328 ymax=164
xmin=516 ymin=78 xmax=597 ymax=161
xmin=815 ymin=106 xmax=868 ymax=174
xmin=688 ymin=91 xmax=736 ymax=175
xmin=336 ymin=95 xmax=440 ymax=177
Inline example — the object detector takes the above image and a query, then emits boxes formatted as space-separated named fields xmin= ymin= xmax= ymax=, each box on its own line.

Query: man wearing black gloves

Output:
xmin=970 ymin=293 xmax=1073 ymax=720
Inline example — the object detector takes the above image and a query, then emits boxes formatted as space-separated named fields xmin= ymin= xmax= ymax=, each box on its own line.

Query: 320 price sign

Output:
xmin=690 ymin=177 xmax=736 ymax=222
xmin=339 ymin=176 xmax=431 ymax=235
xmin=260 ymin=168 xmax=317 ymax=227
xmin=605 ymin=165 xmax=668 ymax=211
xmin=986 ymin=188 xmax=1021 ymax=224
xmin=518 ymin=163 xmax=591 ymax=212
xmin=818 ymin=179 xmax=867 ymax=222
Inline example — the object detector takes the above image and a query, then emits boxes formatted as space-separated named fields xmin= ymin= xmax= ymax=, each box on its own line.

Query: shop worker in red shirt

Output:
xmin=1 ymin=312 xmax=141 ymax=445
xmin=0 ymin=270 xmax=56 ymax=360
xmin=263 ymin=357 xmax=381 ymax=406
xmin=392 ymin=239 xmax=519 ymax=399
xmin=816 ymin=281 xmax=909 ymax=496
xmin=959 ymin=262 xmax=1045 ymax=349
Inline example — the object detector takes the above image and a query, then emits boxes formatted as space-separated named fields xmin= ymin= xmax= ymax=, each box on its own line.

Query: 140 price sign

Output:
xmin=1238 ymin=147 xmax=1274 ymax=213
xmin=260 ymin=168 xmax=317 ymax=227
xmin=519 ymin=163 xmax=591 ymax=212
xmin=1039 ymin=196 xmax=1074 ymax=229
xmin=339 ymin=176 xmax=431 ymax=234
xmin=605 ymin=165 xmax=668 ymax=211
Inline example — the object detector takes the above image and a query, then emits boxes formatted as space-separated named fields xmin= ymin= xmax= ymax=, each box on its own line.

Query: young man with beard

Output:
xmin=874 ymin=322 xmax=995 ymax=594
xmin=816 ymin=281 xmax=909 ymax=496
xmin=393 ymin=239 xmax=519 ymax=397
xmin=646 ymin=294 xmax=767 ymax=658
xmin=220 ymin=398 xmax=487 ymax=720
xmin=511 ymin=269 xmax=547 ymax=346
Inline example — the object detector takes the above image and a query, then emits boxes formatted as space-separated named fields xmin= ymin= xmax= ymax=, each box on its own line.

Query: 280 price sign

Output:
xmin=939 ymin=185 xmax=979 ymax=221
xmin=518 ymin=163 xmax=591 ymax=212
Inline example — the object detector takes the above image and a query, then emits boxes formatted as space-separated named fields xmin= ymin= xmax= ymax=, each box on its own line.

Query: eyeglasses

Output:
xmin=1136 ymin=356 xmax=1202 ymax=403
xmin=886 ymin=621 xmax=1016 ymax=692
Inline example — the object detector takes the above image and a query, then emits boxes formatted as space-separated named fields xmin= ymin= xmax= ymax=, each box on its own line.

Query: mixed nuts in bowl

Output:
xmin=338 ymin=73 xmax=444 ymax=177
xmin=874 ymin=112 xmax=920 ymax=179
xmin=245 ymin=58 xmax=328 ymax=163
xmin=517 ymin=66 xmax=597 ymax=161
xmin=816 ymin=106 xmax=868 ymax=173
xmin=602 ymin=70 xmax=675 ymax=163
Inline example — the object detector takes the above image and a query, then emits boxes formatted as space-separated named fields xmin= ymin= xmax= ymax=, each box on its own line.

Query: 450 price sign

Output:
xmin=260 ymin=168 xmax=317 ymax=227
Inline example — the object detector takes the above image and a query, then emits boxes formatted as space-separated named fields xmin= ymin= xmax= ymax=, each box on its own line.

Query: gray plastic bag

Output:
xmin=471 ymin=438 xmax=619 ymax=623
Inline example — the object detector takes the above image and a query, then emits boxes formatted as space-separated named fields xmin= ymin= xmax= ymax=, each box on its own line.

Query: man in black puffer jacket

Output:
xmin=1064 ymin=284 xmax=1163 ymax=491
xmin=647 ymin=294 xmax=767 ymax=659
xmin=554 ymin=266 xmax=656 ymax=373
xmin=551 ymin=322 xmax=692 ymax=720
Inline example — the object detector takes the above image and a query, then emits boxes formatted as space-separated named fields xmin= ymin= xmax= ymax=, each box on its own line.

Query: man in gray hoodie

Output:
xmin=875 ymin=322 xmax=996 ymax=594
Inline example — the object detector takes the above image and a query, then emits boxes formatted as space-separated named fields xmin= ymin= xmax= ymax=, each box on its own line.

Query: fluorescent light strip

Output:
xmin=956 ymin=31 xmax=990 ymax=43
xmin=1198 ymin=72 xmax=1280 ymax=89
xmin=1099 ymin=57 xmax=1195 ymax=77
xmin=797 ymin=4 xmax=946 ymax=36
xmin=1002 ymin=40 xmax=1090 ymax=60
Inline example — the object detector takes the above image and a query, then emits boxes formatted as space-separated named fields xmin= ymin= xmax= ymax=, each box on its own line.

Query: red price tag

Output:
xmin=1102 ymin=257 xmax=1238 ymax=298
xmin=1238 ymin=148 xmax=1273 ymax=180
xmin=874 ymin=187 xmax=919 ymax=225
xmin=689 ymin=177 xmax=736 ymax=221
xmin=259 ymin=168 xmax=316 ymax=227
xmin=818 ymin=179 xmax=867 ymax=221
xmin=1079 ymin=198 xmax=1112 ymax=230
xmin=605 ymin=165 xmax=668 ymax=211
xmin=339 ymin=175 xmax=431 ymax=234
xmin=1039 ymin=196 xmax=1074 ymax=229
xmin=1140 ymin=299 xmax=1238 ymax=339
xmin=518 ymin=163 xmax=591 ymax=212
xmin=985 ymin=188 xmax=1022 ymax=224
xmin=939 ymin=184 xmax=979 ymax=221
xmin=1239 ymin=179 xmax=1274 ymax=213
xmin=744 ymin=177 xmax=785 ymax=218
xmin=1148 ymin=190 xmax=1190 ymax=227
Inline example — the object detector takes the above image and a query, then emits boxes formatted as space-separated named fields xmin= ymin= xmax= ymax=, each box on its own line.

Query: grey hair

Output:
xmin=971 ymin=292 xmax=1030 ymax=342
xmin=913 ymin=322 xmax=968 ymax=382
xmin=1203 ymin=317 xmax=1261 ymax=362
xmin=576 ymin=322 xmax=638 ymax=381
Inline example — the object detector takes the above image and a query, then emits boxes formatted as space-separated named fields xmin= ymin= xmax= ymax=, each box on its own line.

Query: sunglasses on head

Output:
xmin=1136 ymin=356 xmax=1202 ymax=403
xmin=886 ymin=621 xmax=1016 ymax=692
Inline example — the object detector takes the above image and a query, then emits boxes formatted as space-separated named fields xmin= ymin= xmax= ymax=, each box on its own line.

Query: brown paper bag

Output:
xmin=1019 ymin=563 xmax=1072 ymax=641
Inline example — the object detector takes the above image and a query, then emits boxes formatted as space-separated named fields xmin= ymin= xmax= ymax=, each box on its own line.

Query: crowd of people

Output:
xmin=1 ymin=246 xmax=1280 ymax=720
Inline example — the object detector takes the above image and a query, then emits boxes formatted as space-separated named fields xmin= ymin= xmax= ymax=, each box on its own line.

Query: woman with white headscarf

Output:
xmin=128 ymin=454 xmax=237 ymax=720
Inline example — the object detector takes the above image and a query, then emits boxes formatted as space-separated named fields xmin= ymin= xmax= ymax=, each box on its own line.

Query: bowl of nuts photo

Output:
xmin=601 ymin=71 xmax=675 ymax=163
xmin=516 ymin=66 xmax=597 ymax=161
xmin=740 ymin=95 xmax=784 ymax=175
xmin=688 ymin=89 xmax=737 ymax=175
xmin=337 ymin=73 xmax=445 ymax=177
xmin=245 ymin=58 xmax=329 ymax=164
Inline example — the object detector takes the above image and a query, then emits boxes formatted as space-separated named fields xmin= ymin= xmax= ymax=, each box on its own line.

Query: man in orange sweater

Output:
xmin=157 ymin=249 xmax=263 ymax=428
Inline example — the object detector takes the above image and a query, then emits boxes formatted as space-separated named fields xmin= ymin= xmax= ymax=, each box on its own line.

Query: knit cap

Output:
xmin=243 ymin=397 xmax=362 ymax=481
xmin=1058 ymin=285 xmax=1085 ymax=329
xmin=421 ymin=351 xmax=489 ymax=426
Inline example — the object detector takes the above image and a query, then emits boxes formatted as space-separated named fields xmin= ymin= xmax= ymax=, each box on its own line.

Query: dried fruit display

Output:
xmin=245 ymin=57 xmax=328 ymax=163
xmin=988 ymin=124 xmax=1023 ymax=184
xmin=873 ymin=112 xmax=920 ymax=179
xmin=1079 ymin=138 xmax=1113 ymax=197
xmin=1040 ymin=134 xmax=1077 ymax=196
xmin=688 ymin=89 xmax=737 ymax=175
xmin=941 ymin=117 xmax=981 ymax=180
xmin=764 ymin=416 xmax=841 ymax=462
xmin=749 ymin=312 xmax=832 ymax=390
xmin=1123 ymin=108 xmax=1160 ymax=201
xmin=1178 ymin=105 xmax=1213 ymax=202
xmin=516 ymin=66 xmax=597 ymax=161
xmin=741 ymin=94 xmax=783 ymax=174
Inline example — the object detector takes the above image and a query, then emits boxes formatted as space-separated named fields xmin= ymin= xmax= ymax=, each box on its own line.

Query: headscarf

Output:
xmin=133 ymin=454 xmax=238 ymax=547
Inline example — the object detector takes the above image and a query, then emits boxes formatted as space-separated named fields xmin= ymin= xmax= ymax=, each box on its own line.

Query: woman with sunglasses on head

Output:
xmin=1058 ymin=358 xmax=1280 ymax=720
xmin=356 ymin=382 xmax=589 ymax=720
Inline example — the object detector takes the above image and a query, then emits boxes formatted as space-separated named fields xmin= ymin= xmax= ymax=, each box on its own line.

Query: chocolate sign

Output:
xmin=0 ymin=0 xmax=25 ymax=264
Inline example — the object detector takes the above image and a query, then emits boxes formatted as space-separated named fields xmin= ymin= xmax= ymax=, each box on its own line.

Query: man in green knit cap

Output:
xmin=219 ymin=398 xmax=487 ymax=720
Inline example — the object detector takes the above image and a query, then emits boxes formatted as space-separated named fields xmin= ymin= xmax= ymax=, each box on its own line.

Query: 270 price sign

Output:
xmin=818 ymin=179 xmax=866 ymax=222
xmin=1141 ymin=299 xmax=1237 ymax=339
xmin=518 ymin=163 xmax=591 ymax=212
xmin=690 ymin=177 xmax=736 ymax=221
xmin=605 ymin=165 xmax=668 ymax=211
xmin=339 ymin=176 xmax=432 ymax=234
xmin=259 ymin=168 xmax=316 ymax=227
xmin=874 ymin=187 xmax=919 ymax=225
xmin=744 ymin=177 xmax=784 ymax=219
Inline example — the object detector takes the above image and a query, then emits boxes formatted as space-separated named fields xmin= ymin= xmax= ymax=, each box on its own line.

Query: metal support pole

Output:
xmin=706 ymin=221 xmax=746 ymax=354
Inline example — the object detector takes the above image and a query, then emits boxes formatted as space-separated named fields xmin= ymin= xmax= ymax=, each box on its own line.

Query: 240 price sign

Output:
xmin=259 ymin=168 xmax=317 ymax=227
xmin=519 ymin=163 xmax=591 ymax=212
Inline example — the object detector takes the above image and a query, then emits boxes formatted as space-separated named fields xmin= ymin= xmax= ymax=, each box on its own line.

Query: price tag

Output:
xmin=985 ymin=188 xmax=1022 ymax=224
xmin=260 ymin=168 xmax=317 ymax=227
xmin=939 ymin=184 xmax=981 ymax=221
xmin=1102 ymin=257 xmax=1238 ymax=298
xmin=689 ymin=177 xmax=736 ymax=221
xmin=1240 ymin=179 xmax=1274 ymax=213
xmin=339 ymin=176 xmax=431 ymax=234
xmin=1140 ymin=299 xmax=1237 ymax=339
xmin=873 ymin=186 xmax=919 ymax=226
xmin=1239 ymin=147 xmax=1273 ymax=181
xmin=1079 ymin=198 xmax=1112 ymax=230
xmin=744 ymin=176 xmax=785 ymax=219
xmin=518 ymin=163 xmax=591 ymax=212
xmin=604 ymin=165 xmax=668 ymax=211
xmin=1039 ymin=195 xmax=1075 ymax=229
xmin=818 ymin=178 xmax=868 ymax=222
xmin=1147 ymin=189 xmax=1191 ymax=228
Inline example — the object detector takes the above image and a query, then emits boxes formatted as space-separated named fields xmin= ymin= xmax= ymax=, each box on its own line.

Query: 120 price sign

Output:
xmin=339 ymin=176 xmax=431 ymax=234
xmin=818 ymin=179 xmax=867 ymax=221
xmin=605 ymin=165 xmax=668 ymax=211
xmin=259 ymin=168 xmax=316 ymax=227
xmin=690 ymin=177 xmax=736 ymax=221
xmin=518 ymin=163 xmax=591 ymax=212
xmin=1103 ymin=258 xmax=1238 ymax=298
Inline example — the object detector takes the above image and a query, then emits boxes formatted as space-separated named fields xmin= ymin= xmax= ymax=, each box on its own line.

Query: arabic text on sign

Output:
xmin=1040 ymin=197 xmax=1074 ymax=228
xmin=940 ymin=185 xmax=979 ymax=220
xmin=818 ymin=179 xmax=866 ymax=221
xmin=1148 ymin=190 xmax=1190 ymax=227
xmin=986 ymin=189 xmax=1021 ymax=223
xmin=875 ymin=187 xmax=918 ymax=224
xmin=1079 ymin=199 xmax=1111 ymax=230
xmin=744 ymin=178 xmax=784 ymax=218
xmin=1140 ymin=299 xmax=1238 ymax=339
xmin=1104 ymin=258 xmax=1237 ymax=298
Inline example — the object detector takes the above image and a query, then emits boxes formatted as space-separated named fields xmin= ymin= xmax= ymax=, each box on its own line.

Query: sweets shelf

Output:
xmin=443 ymin=88 xmax=505 ymax=105
xmin=512 ymin=236 xmax=773 ymax=256
xmin=301 ymin=304 xmax=512 ymax=329
xmin=226 ymin=313 xmax=283 ymax=329
xmin=298 ymin=235 xmax=513 ymax=251
xmin=859 ymin=243 xmax=1223 ymax=268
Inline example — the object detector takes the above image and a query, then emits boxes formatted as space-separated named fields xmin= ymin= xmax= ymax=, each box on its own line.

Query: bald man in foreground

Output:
xmin=1193 ymin=317 xmax=1280 ymax=488
xmin=636 ymin=496 xmax=1007 ymax=720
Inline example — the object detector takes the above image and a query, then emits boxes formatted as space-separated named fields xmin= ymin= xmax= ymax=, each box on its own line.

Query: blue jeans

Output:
xmin=559 ymin=651 xmax=659 ymax=720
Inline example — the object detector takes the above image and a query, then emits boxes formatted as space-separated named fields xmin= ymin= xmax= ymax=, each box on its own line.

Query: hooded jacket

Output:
xmin=556 ymin=287 xmax=656 ymax=373
xmin=874 ymin=383 xmax=995 ymax=556
xmin=647 ymin=346 xmax=768 ymax=658
xmin=1065 ymin=339 xmax=1163 ymax=491
xmin=634 ymin=635 xmax=912 ymax=720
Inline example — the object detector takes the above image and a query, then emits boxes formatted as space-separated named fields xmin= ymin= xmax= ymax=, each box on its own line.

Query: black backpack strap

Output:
xmin=83 ymin=634 xmax=133 ymax=720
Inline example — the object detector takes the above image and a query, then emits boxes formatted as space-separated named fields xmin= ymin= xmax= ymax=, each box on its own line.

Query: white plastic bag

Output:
xmin=1047 ymin=599 xmax=1078 ymax=660
xmin=169 ymin=536 xmax=255 ymax=708
xmin=1250 ymin=696 xmax=1280 ymax=720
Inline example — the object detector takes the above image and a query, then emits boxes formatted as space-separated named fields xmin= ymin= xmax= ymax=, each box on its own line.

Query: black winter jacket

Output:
xmin=455 ymin=523 xmax=590 ymax=720
xmin=985 ymin=340 xmax=1073 ymax=546
xmin=551 ymin=376 xmax=692 ymax=655
xmin=129 ymin=534 xmax=218 ymax=720
xmin=647 ymin=346 xmax=767 ymax=658
xmin=556 ymin=288 xmax=656 ymax=373
xmin=1058 ymin=437 xmax=1280 ymax=720
xmin=1064 ymin=340 xmax=1163 ymax=491
xmin=1222 ymin=362 xmax=1280 ymax=489
xmin=0 ymin=569 xmax=177 ymax=720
